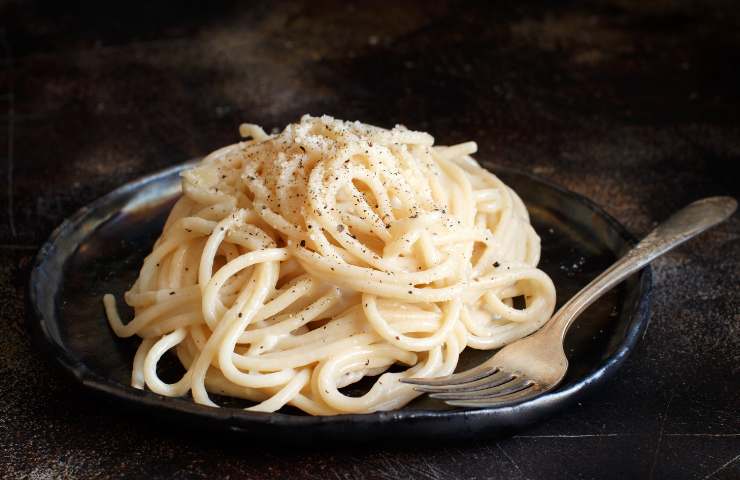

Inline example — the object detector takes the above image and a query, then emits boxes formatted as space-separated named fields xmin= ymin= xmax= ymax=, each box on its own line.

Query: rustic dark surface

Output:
xmin=1 ymin=1 xmax=739 ymax=478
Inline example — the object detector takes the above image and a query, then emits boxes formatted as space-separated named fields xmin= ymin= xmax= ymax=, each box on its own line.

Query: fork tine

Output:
xmin=410 ymin=370 xmax=515 ymax=393
xmin=429 ymin=377 xmax=532 ymax=401
xmin=444 ymin=384 xmax=540 ymax=408
xmin=400 ymin=365 xmax=497 ymax=387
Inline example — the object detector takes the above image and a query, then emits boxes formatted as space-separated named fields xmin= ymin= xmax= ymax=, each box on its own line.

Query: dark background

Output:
xmin=1 ymin=1 xmax=738 ymax=478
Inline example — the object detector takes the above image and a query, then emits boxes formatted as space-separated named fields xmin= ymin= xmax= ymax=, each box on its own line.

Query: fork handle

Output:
xmin=542 ymin=196 xmax=737 ymax=341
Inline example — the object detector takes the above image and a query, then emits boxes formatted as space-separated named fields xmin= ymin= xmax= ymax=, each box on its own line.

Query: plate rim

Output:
xmin=28 ymin=160 xmax=652 ymax=430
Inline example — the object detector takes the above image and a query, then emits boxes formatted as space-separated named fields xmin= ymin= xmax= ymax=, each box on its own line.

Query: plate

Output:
xmin=29 ymin=160 xmax=651 ymax=441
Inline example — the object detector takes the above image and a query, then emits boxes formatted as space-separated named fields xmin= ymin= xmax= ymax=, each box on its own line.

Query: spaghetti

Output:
xmin=104 ymin=115 xmax=556 ymax=415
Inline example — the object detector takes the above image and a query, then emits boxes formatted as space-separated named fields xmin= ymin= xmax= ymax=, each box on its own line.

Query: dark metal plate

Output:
xmin=28 ymin=160 xmax=651 ymax=441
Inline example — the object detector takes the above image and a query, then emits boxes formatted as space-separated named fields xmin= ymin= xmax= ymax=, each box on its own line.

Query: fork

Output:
xmin=401 ymin=196 xmax=737 ymax=408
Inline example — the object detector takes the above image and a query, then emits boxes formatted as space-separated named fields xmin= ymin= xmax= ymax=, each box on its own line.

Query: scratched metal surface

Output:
xmin=1 ymin=1 xmax=738 ymax=479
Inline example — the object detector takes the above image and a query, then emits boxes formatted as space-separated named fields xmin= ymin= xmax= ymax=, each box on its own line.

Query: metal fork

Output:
xmin=401 ymin=196 xmax=737 ymax=408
